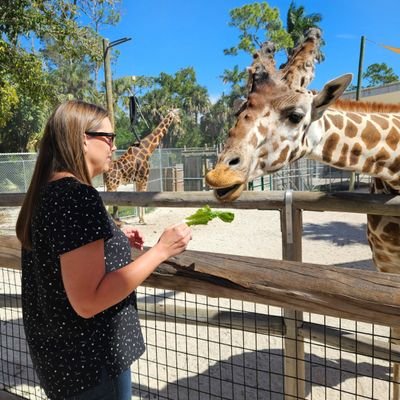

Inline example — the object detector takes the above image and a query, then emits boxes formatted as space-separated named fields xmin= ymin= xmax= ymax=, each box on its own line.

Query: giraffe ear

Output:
xmin=311 ymin=73 xmax=353 ymax=120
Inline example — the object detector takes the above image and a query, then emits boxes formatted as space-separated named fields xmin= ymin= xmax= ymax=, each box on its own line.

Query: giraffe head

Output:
xmin=206 ymin=28 xmax=352 ymax=201
xmin=168 ymin=108 xmax=181 ymax=124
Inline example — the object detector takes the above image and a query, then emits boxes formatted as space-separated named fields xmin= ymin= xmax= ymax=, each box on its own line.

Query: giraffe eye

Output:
xmin=288 ymin=112 xmax=304 ymax=124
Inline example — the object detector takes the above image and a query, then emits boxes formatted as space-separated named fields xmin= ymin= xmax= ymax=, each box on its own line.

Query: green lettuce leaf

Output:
xmin=185 ymin=205 xmax=235 ymax=226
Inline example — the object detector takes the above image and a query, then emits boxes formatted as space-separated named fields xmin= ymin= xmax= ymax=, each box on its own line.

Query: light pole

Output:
xmin=102 ymin=37 xmax=132 ymax=128
xmin=349 ymin=35 xmax=365 ymax=192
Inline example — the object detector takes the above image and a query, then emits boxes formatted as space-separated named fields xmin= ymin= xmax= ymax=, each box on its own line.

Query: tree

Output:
xmin=0 ymin=0 xmax=121 ymax=151
xmin=201 ymin=95 xmax=233 ymax=146
xmin=363 ymin=63 xmax=399 ymax=87
xmin=134 ymin=68 xmax=210 ymax=148
xmin=220 ymin=65 xmax=248 ymax=99
xmin=224 ymin=3 xmax=292 ymax=56
xmin=0 ymin=97 xmax=46 ymax=152
xmin=221 ymin=2 xmax=324 ymax=96
xmin=286 ymin=1 xmax=324 ymax=61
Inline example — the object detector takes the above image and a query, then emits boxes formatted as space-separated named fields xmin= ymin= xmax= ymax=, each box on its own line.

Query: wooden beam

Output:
xmin=2 ymin=191 xmax=400 ymax=216
xmin=3 ymin=236 xmax=400 ymax=327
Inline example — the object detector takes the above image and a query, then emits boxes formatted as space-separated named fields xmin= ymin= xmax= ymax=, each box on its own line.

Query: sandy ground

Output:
xmin=0 ymin=206 xmax=390 ymax=399
xmin=124 ymin=206 xmax=375 ymax=271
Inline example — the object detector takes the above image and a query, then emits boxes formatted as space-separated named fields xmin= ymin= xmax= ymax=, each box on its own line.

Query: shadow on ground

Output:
xmin=303 ymin=221 xmax=368 ymax=246
xmin=134 ymin=349 xmax=391 ymax=399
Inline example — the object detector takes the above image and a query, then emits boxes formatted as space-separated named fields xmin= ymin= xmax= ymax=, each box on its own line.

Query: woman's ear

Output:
xmin=83 ymin=134 xmax=88 ymax=154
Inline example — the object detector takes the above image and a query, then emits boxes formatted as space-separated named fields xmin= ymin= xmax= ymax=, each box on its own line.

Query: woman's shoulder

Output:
xmin=43 ymin=177 xmax=101 ymax=203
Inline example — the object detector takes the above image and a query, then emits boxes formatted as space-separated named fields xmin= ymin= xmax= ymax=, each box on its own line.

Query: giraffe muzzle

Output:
xmin=213 ymin=183 xmax=246 ymax=202
xmin=205 ymin=165 xmax=247 ymax=202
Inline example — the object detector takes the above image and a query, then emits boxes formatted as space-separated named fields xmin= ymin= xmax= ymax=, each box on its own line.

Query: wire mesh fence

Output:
xmin=0 ymin=149 xmax=371 ymax=195
xmin=1 ymin=268 xmax=398 ymax=399
xmin=0 ymin=148 xmax=383 ymax=400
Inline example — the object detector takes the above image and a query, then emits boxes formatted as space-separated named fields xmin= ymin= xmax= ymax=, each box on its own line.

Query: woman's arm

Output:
xmin=60 ymin=223 xmax=191 ymax=318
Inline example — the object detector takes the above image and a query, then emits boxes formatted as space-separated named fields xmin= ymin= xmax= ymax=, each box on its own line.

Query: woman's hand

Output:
xmin=121 ymin=226 xmax=144 ymax=250
xmin=155 ymin=222 xmax=192 ymax=259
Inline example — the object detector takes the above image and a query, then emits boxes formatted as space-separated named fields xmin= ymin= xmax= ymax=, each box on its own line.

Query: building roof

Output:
xmin=341 ymin=81 xmax=400 ymax=103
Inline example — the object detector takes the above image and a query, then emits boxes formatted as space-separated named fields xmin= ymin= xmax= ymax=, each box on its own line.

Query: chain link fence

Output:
xmin=0 ymin=149 xmax=371 ymax=195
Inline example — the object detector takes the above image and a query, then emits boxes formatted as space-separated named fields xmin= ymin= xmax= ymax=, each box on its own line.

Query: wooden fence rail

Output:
xmin=1 ymin=190 xmax=400 ymax=215
xmin=3 ymin=235 xmax=400 ymax=328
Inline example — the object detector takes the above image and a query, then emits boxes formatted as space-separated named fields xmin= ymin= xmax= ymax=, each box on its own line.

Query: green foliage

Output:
xmin=0 ymin=0 xmax=120 ymax=151
xmin=225 ymin=3 xmax=292 ymax=56
xmin=286 ymin=1 xmax=324 ymax=60
xmin=221 ymin=2 xmax=324 ymax=101
xmin=0 ymin=39 xmax=48 ymax=127
xmin=114 ymin=109 xmax=138 ymax=149
xmin=185 ymin=205 xmax=235 ymax=226
xmin=133 ymin=68 xmax=210 ymax=148
xmin=201 ymin=95 xmax=237 ymax=146
xmin=0 ymin=97 xmax=48 ymax=152
xmin=363 ymin=63 xmax=399 ymax=87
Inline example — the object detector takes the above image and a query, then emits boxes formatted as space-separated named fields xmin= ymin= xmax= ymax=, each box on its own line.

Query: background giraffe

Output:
xmin=104 ymin=109 xmax=180 ymax=223
xmin=206 ymin=28 xmax=400 ymax=399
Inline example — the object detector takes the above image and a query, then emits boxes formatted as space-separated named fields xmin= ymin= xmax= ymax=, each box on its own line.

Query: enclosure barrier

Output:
xmin=2 ymin=190 xmax=400 ymax=399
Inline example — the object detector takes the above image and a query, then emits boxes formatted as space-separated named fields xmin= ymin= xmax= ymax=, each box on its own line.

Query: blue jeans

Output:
xmin=67 ymin=368 xmax=132 ymax=400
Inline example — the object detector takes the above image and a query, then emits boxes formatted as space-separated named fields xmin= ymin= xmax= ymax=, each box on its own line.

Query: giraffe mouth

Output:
xmin=205 ymin=164 xmax=246 ymax=202
xmin=214 ymin=183 xmax=246 ymax=202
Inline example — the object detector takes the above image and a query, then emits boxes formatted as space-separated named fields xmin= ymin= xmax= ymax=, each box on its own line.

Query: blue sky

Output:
xmin=100 ymin=1 xmax=400 ymax=101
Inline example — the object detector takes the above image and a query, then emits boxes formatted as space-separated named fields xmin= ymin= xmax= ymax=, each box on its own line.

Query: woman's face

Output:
xmin=84 ymin=117 xmax=116 ymax=178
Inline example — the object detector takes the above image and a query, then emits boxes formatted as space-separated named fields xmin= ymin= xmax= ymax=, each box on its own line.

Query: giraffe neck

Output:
xmin=140 ymin=113 xmax=175 ymax=154
xmin=305 ymin=109 xmax=400 ymax=189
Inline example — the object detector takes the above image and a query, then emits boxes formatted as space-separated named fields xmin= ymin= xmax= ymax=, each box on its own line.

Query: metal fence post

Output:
xmin=159 ymin=147 xmax=163 ymax=192
xmin=282 ymin=190 xmax=305 ymax=399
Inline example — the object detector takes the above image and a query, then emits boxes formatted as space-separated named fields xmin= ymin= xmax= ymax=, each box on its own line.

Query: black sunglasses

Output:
xmin=85 ymin=131 xmax=116 ymax=144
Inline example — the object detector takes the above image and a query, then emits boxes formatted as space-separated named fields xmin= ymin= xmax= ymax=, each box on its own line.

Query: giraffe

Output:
xmin=104 ymin=109 xmax=180 ymax=223
xmin=205 ymin=28 xmax=400 ymax=398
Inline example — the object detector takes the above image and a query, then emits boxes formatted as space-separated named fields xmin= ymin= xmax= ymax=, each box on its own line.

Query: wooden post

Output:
xmin=282 ymin=190 xmax=305 ymax=399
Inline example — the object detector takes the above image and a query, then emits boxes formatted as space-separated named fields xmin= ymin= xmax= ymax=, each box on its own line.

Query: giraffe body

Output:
xmin=205 ymin=29 xmax=400 ymax=398
xmin=104 ymin=109 xmax=180 ymax=222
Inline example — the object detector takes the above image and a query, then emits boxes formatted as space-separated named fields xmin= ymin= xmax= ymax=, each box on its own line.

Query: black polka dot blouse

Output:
xmin=21 ymin=177 xmax=145 ymax=399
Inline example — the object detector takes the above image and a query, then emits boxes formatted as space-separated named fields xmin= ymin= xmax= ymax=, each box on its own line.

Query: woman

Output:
xmin=16 ymin=100 xmax=192 ymax=399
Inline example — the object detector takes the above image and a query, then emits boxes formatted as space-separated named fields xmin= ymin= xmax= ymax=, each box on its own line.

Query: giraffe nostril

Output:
xmin=228 ymin=157 xmax=240 ymax=167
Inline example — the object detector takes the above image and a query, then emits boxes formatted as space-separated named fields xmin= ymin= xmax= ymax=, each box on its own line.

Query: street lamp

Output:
xmin=102 ymin=37 xmax=132 ymax=128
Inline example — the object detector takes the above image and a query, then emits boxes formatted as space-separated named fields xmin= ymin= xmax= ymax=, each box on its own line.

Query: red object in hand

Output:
xmin=122 ymin=226 xmax=144 ymax=250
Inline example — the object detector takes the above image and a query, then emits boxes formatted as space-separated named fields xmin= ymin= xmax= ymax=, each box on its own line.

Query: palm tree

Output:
xmin=286 ymin=1 xmax=324 ymax=61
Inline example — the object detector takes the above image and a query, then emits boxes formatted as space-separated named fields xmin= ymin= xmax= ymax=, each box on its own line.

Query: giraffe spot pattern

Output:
xmin=328 ymin=114 xmax=344 ymax=130
xmin=250 ymin=134 xmax=258 ymax=148
xmin=271 ymin=145 xmax=290 ymax=167
xmin=344 ymin=120 xmax=358 ymax=138
xmin=347 ymin=112 xmax=363 ymax=124
xmin=371 ymin=114 xmax=389 ymax=130
xmin=368 ymin=214 xmax=381 ymax=231
xmin=363 ymin=156 xmax=378 ymax=173
xmin=335 ymin=143 xmax=349 ymax=168
xmin=349 ymin=143 xmax=362 ymax=166
xmin=258 ymin=123 xmax=268 ymax=135
xmin=392 ymin=117 xmax=400 ymax=130
xmin=361 ymin=121 xmax=381 ymax=150
xmin=322 ymin=132 xmax=340 ymax=163
xmin=389 ymin=156 xmax=400 ymax=174
xmin=386 ymin=127 xmax=400 ymax=151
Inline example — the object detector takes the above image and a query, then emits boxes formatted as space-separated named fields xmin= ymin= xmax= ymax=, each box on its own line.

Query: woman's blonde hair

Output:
xmin=16 ymin=100 xmax=109 ymax=249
